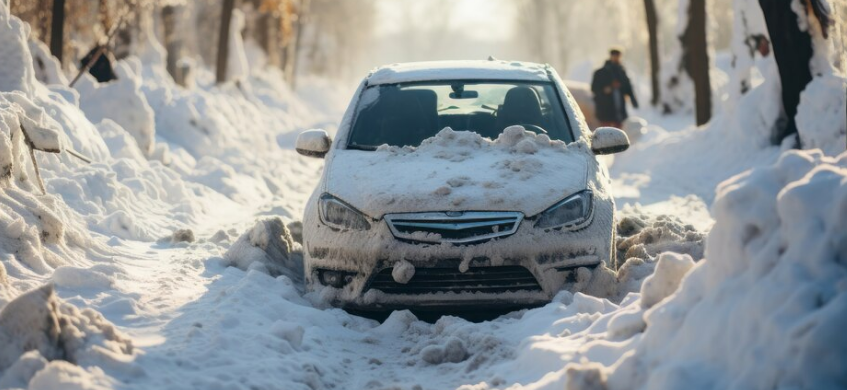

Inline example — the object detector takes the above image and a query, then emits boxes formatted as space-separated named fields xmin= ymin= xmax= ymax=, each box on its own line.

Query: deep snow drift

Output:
xmin=565 ymin=149 xmax=847 ymax=390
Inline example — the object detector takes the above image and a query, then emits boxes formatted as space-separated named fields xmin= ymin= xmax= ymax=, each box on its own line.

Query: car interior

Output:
xmin=348 ymin=82 xmax=573 ymax=148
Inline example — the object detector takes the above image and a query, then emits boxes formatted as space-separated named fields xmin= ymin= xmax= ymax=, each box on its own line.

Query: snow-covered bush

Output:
xmin=568 ymin=149 xmax=847 ymax=389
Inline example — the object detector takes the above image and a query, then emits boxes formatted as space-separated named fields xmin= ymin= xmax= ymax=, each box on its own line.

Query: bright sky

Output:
xmin=375 ymin=0 xmax=515 ymax=42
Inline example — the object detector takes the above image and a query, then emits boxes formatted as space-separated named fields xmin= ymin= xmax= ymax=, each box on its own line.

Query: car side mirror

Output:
xmin=591 ymin=127 xmax=630 ymax=155
xmin=296 ymin=129 xmax=332 ymax=158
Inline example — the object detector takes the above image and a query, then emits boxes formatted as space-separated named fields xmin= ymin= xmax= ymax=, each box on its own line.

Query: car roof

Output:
xmin=366 ymin=60 xmax=553 ymax=85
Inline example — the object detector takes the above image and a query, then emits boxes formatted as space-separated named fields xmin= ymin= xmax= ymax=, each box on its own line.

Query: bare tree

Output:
xmin=644 ymin=0 xmax=661 ymax=106
xmin=682 ymin=0 xmax=711 ymax=125
xmin=759 ymin=0 xmax=832 ymax=145
xmin=216 ymin=0 xmax=237 ymax=84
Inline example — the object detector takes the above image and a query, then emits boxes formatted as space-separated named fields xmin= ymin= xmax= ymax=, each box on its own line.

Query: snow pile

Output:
xmin=75 ymin=63 xmax=157 ymax=156
xmin=330 ymin=126 xmax=594 ymax=216
xmin=224 ymin=217 xmax=302 ymax=282
xmin=615 ymin=213 xmax=704 ymax=266
xmin=0 ymin=284 xmax=134 ymax=388
xmin=567 ymin=149 xmax=847 ymax=389
xmin=796 ymin=73 xmax=847 ymax=156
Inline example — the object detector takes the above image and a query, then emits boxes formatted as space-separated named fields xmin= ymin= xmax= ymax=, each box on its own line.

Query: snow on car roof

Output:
xmin=366 ymin=60 xmax=552 ymax=85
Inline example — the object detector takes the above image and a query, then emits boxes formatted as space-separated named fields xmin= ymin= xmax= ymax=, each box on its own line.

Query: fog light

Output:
xmin=318 ymin=269 xmax=355 ymax=288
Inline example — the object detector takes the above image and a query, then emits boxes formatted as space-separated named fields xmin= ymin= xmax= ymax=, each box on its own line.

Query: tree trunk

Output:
xmin=682 ymin=0 xmax=711 ymax=125
xmin=216 ymin=0 xmax=236 ymax=84
xmin=287 ymin=0 xmax=310 ymax=89
xmin=759 ymin=0 xmax=816 ymax=145
xmin=162 ymin=6 xmax=183 ymax=85
xmin=49 ymin=0 xmax=65 ymax=66
xmin=644 ymin=0 xmax=661 ymax=106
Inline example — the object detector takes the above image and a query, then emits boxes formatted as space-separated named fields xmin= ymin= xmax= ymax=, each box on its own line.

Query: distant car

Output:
xmin=296 ymin=60 xmax=629 ymax=313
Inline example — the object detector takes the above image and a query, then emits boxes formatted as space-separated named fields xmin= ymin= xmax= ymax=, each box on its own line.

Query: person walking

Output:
xmin=591 ymin=48 xmax=638 ymax=129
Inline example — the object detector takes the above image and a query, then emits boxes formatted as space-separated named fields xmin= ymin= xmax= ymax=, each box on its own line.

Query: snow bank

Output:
xmin=0 ymin=284 xmax=134 ymax=385
xmin=567 ymin=149 xmax=847 ymax=389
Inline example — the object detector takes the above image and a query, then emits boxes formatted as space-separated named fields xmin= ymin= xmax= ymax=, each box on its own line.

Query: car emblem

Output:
xmin=445 ymin=211 xmax=464 ymax=217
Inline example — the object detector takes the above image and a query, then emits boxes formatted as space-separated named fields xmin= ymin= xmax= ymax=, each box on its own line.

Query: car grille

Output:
xmin=366 ymin=266 xmax=542 ymax=295
xmin=383 ymin=211 xmax=523 ymax=244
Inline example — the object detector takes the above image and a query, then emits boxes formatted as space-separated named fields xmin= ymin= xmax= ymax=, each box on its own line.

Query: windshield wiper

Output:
xmin=347 ymin=144 xmax=379 ymax=151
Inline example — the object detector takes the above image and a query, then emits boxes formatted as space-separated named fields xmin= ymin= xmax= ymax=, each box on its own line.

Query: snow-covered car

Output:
xmin=295 ymin=60 xmax=630 ymax=313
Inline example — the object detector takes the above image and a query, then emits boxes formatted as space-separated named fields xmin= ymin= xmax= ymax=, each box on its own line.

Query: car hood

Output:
xmin=324 ymin=128 xmax=592 ymax=219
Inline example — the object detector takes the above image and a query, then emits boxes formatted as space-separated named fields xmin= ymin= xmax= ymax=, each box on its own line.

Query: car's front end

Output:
xmin=302 ymin=180 xmax=615 ymax=312
xmin=296 ymin=60 xmax=627 ymax=313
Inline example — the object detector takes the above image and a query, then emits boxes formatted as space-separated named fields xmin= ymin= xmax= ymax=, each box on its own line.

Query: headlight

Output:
xmin=535 ymin=190 xmax=593 ymax=230
xmin=319 ymin=194 xmax=371 ymax=230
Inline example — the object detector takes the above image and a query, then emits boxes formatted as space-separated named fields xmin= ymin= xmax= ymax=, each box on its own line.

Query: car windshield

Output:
xmin=347 ymin=81 xmax=574 ymax=149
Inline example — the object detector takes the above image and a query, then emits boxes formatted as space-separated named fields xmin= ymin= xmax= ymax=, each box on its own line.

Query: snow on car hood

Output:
xmin=326 ymin=126 xmax=591 ymax=218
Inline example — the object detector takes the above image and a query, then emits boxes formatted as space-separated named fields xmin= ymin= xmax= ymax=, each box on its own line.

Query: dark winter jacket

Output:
xmin=80 ymin=46 xmax=117 ymax=83
xmin=591 ymin=61 xmax=638 ymax=123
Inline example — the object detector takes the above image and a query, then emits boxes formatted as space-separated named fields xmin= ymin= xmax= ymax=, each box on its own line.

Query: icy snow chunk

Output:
xmin=270 ymin=320 xmax=305 ymax=349
xmin=615 ymin=214 xmax=704 ymax=268
xmin=392 ymin=259 xmax=415 ymax=284
xmin=0 ymin=284 xmax=133 ymax=372
xmin=224 ymin=217 xmax=301 ymax=282
xmin=420 ymin=337 xmax=468 ymax=365
xmin=170 ymin=228 xmax=195 ymax=243
xmin=639 ymin=253 xmax=695 ymax=309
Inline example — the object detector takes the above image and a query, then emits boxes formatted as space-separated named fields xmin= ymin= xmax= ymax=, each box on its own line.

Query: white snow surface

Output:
xmin=327 ymin=126 xmax=592 ymax=217
xmin=1 ymin=2 xmax=846 ymax=389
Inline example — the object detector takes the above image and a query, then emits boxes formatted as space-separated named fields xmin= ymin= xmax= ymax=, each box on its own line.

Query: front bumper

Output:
xmin=302 ymin=199 xmax=614 ymax=311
